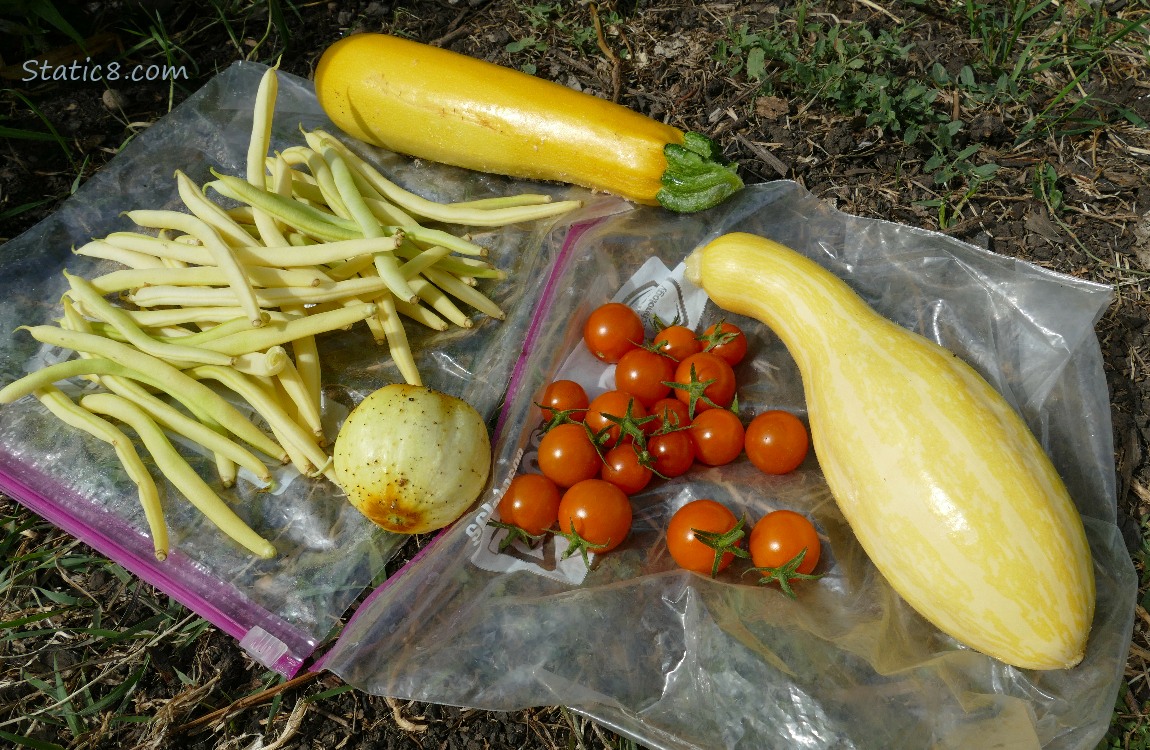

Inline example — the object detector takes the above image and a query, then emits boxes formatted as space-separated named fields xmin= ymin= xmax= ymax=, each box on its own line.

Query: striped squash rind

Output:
xmin=685 ymin=232 xmax=1095 ymax=670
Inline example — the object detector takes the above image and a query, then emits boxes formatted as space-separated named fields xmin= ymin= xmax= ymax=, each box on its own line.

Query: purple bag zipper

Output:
xmin=0 ymin=459 xmax=316 ymax=676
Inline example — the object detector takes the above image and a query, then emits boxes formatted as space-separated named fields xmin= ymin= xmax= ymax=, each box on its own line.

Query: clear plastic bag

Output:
xmin=0 ymin=62 xmax=604 ymax=675
xmin=318 ymin=181 xmax=1136 ymax=749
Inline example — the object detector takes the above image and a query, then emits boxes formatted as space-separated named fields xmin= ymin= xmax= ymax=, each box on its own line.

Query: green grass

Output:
xmin=118 ymin=7 xmax=197 ymax=112
xmin=0 ymin=508 xmax=184 ymax=744
xmin=0 ymin=88 xmax=75 ymax=168
xmin=505 ymin=1 xmax=624 ymax=73
xmin=716 ymin=12 xmax=932 ymax=137
xmin=715 ymin=0 xmax=1150 ymax=227
xmin=714 ymin=6 xmax=981 ymax=225
xmin=0 ymin=0 xmax=86 ymax=58
xmin=0 ymin=500 xmax=638 ymax=750
xmin=0 ymin=0 xmax=295 ymax=231
xmin=200 ymin=0 xmax=301 ymax=62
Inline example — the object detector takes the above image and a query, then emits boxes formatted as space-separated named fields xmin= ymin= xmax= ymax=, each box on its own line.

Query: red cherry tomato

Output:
xmin=749 ymin=510 xmax=822 ymax=581
xmin=538 ymin=379 xmax=589 ymax=423
xmin=745 ymin=411 xmax=809 ymax=474
xmin=537 ymin=423 xmax=601 ymax=487
xmin=666 ymin=498 xmax=742 ymax=575
xmin=585 ymin=390 xmax=648 ymax=448
xmin=600 ymin=443 xmax=653 ymax=495
xmin=652 ymin=324 xmax=702 ymax=362
xmin=647 ymin=430 xmax=695 ymax=478
xmin=689 ymin=408 xmax=745 ymax=466
xmin=649 ymin=397 xmax=691 ymax=431
xmin=558 ymin=479 xmax=633 ymax=554
xmin=614 ymin=348 xmax=675 ymax=408
xmin=583 ymin=302 xmax=644 ymax=363
xmin=673 ymin=352 xmax=737 ymax=415
xmin=700 ymin=321 xmax=748 ymax=366
xmin=497 ymin=473 xmax=561 ymax=536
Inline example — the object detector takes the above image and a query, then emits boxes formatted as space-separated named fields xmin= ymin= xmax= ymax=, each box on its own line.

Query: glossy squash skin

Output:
xmin=314 ymin=34 xmax=741 ymax=212
xmin=685 ymin=232 xmax=1095 ymax=670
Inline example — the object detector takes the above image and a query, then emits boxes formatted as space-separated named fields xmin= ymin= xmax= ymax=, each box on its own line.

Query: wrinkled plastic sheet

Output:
xmin=318 ymin=181 xmax=1137 ymax=750
xmin=0 ymin=62 xmax=595 ymax=675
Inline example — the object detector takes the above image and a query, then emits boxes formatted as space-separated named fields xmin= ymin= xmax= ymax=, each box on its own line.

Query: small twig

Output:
xmin=590 ymin=2 xmax=622 ymax=102
xmin=0 ymin=611 xmax=202 ymax=732
xmin=430 ymin=0 xmax=488 ymax=47
xmin=430 ymin=25 xmax=470 ymax=48
xmin=938 ymin=216 xmax=988 ymax=239
xmin=174 ymin=670 xmax=323 ymax=734
xmin=855 ymin=0 xmax=902 ymax=24
xmin=735 ymin=134 xmax=790 ymax=177
xmin=385 ymin=695 xmax=428 ymax=733
xmin=1062 ymin=205 xmax=1144 ymax=226
xmin=551 ymin=48 xmax=598 ymax=78
xmin=1040 ymin=190 xmax=1150 ymax=278
xmin=559 ymin=706 xmax=590 ymax=750
xmin=707 ymin=84 xmax=760 ymax=124
xmin=312 ymin=705 xmax=352 ymax=729
xmin=131 ymin=674 xmax=221 ymax=750
xmin=1131 ymin=643 xmax=1150 ymax=663
xmin=261 ymin=699 xmax=308 ymax=750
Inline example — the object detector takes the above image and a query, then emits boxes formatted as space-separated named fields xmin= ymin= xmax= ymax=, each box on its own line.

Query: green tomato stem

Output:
xmin=747 ymin=547 xmax=824 ymax=599
xmin=691 ymin=518 xmax=751 ymax=578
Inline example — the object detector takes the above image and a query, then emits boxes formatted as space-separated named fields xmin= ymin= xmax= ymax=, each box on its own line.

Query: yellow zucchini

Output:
xmin=314 ymin=33 xmax=742 ymax=213
xmin=685 ymin=232 xmax=1095 ymax=670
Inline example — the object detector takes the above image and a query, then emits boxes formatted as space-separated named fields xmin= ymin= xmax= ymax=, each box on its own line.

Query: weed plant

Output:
xmin=715 ymin=0 xmax=1149 ymax=226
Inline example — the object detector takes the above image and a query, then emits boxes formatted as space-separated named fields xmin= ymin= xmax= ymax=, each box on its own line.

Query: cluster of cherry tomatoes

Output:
xmin=492 ymin=301 xmax=823 ymax=588
xmin=666 ymin=500 xmax=822 ymax=595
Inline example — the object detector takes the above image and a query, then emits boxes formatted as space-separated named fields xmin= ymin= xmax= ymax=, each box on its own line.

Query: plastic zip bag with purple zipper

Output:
xmin=318 ymin=181 xmax=1136 ymax=750
xmin=0 ymin=61 xmax=600 ymax=676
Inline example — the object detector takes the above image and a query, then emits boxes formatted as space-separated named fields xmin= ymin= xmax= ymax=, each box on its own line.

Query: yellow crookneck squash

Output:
xmin=314 ymin=33 xmax=742 ymax=213
xmin=686 ymin=232 xmax=1095 ymax=671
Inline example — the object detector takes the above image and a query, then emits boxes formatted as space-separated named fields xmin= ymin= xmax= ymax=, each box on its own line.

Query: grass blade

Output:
xmin=0 ymin=730 xmax=66 ymax=750
xmin=0 ymin=90 xmax=73 ymax=166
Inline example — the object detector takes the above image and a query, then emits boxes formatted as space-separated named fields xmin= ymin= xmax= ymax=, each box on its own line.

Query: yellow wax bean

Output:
xmin=73 ymin=240 xmax=168 ymax=269
xmin=88 ymin=265 xmax=330 ymax=293
xmin=80 ymin=393 xmax=277 ymax=559
xmin=423 ymin=266 xmax=506 ymax=320
xmin=175 ymin=170 xmax=260 ymax=248
xmin=98 ymin=375 xmax=272 ymax=484
xmin=186 ymin=365 xmax=330 ymax=478
xmin=63 ymin=272 xmax=237 ymax=367
xmin=126 ymin=210 xmax=267 ymax=327
xmin=191 ymin=303 xmax=378 ymax=357
xmin=17 ymin=327 xmax=287 ymax=462
xmin=127 ymin=276 xmax=389 ymax=309
xmin=34 ymin=386 xmax=169 ymax=560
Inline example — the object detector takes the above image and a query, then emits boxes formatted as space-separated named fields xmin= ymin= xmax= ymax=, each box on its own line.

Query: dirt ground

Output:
xmin=1 ymin=1 xmax=1149 ymax=748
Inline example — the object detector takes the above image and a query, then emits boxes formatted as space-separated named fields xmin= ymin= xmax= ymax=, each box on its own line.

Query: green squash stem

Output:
xmin=656 ymin=132 xmax=744 ymax=213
